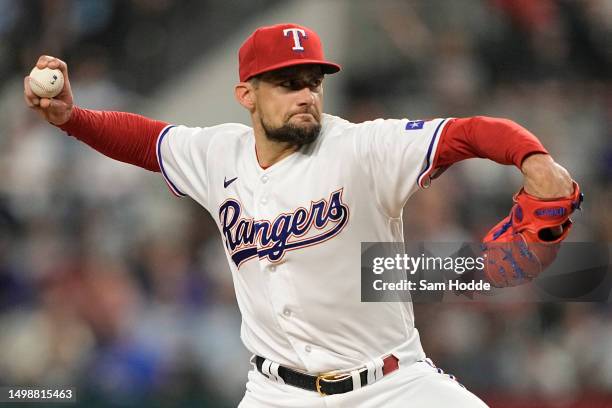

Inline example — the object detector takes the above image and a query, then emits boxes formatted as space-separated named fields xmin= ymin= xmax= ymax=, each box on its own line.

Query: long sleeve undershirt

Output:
xmin=58 ymin=107 xmax=167 ymax=172
xmin=58 ymin=107 xmax=548 ymax=177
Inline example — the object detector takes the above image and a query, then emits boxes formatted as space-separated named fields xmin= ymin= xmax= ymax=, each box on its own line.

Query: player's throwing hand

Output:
xmin=23 ymin=55 xmax=74 ymax=126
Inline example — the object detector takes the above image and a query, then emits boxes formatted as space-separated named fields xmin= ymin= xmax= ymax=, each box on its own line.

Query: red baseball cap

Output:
xmin=238 ymin=23 xmax=341 ymax=82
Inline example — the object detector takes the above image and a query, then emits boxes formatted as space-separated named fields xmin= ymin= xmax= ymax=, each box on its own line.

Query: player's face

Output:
xmin=253 ymin=65 xmax=324 ymax=147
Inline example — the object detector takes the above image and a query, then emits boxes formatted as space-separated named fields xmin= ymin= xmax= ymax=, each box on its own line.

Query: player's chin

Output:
xmin=266 ymin=119 xmax=321 ymax=147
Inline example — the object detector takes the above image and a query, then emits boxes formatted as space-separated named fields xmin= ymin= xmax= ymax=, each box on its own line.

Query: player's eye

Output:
xmin=279 ymin=77 xmax=322 ymax=91
xmin=280 ymin=80 xmax=301 ymax=90
xmin=309 ymin=78 xmax=322 ymax=90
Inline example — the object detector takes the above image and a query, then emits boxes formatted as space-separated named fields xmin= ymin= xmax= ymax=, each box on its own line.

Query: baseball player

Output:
xmin=24 ymin=23 xmax=580 ymax=407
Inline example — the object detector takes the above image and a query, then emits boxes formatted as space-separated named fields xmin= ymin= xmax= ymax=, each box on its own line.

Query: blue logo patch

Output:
xmin=406 ymin=120 xmax=425 ymax=130
xmin=535 ymin=207 xmax=566 ymax=218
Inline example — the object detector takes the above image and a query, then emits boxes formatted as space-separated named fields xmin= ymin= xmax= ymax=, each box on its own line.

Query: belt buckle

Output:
xmin=315 ymin=372 xmax=347 ymax=396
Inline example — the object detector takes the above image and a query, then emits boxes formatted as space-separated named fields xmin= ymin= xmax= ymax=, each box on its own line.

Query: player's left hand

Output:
xmin=480 ymin=177 xmax=583 ymax=288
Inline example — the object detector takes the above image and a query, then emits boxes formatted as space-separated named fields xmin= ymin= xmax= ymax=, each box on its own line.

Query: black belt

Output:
xmin=254 ymin=354 xmax=399 ymax=396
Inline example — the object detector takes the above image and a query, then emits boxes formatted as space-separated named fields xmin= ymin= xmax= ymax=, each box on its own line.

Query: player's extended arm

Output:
xmin=23 ymin=55 xmax=165 ymax=172
xmin=57 ymin=107 xmax=165 ymax=172
xmin=434 ymin=116 xmax=582 ymax=289
xmin=434 ymin=116 xmax=573 ymax=199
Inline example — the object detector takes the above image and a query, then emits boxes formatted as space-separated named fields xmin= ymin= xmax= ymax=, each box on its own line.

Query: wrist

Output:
xmin=521 ymin=154 xmax=573 ymax=199
xmin=521 ymin=153 xmax=552 ymax=176
xmin=55 ymin=105 xmax=77 ymax=128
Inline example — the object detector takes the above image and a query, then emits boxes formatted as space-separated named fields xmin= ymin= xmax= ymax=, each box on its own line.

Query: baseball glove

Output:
xmin=481 ymin=181 xmax=583 ymax=287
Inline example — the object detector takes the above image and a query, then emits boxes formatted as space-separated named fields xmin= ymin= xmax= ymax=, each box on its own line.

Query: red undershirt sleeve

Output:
xmin=426 ymin=116 xmax=549 ymax=181
xmin=56 ymin=106 xmax=168 ymax=172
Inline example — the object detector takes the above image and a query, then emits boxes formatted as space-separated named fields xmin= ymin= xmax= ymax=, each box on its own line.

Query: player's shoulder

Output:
xmin=164 ymin=123 xmax=253 ymax=154
xmin=352 ymin=117 xmax=407 ymax=133
xmin=320 ymin=113 xmax=356 ymax=139
xmin=335 ymin=115 xmax=451 ymax=138
xmin=169 ymin=122 xmax=252 ymax=140
xmin=321 ymin=114 xmax=408 ymax=134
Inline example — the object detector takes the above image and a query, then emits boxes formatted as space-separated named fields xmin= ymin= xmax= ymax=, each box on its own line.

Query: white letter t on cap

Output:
xmin=283 ymin=28 xmax=307 ymax=51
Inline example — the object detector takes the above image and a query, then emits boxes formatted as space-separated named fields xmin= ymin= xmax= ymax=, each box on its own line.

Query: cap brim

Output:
xmin=245 ymin=59 xmax=341 ymax=81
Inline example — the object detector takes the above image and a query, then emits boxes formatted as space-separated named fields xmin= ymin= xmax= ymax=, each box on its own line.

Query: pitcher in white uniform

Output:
xmin=24 ymin=22 xmax=576 ymax=407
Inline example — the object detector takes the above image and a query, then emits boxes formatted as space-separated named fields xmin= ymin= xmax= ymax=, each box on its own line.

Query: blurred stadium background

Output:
xmin=0 ymin=0 xmax=611 ymax=407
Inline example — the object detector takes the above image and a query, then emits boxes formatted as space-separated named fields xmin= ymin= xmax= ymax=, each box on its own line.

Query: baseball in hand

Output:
xmin=29 ymin=67 xmax=64 ymax=98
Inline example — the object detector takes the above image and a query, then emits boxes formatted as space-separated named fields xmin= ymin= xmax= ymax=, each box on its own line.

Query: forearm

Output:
xmin=435 ymin=116 xmax=573 ymax=199
xmin=57 ymin=106 xmax=167 ymax=172
xmin=436 ymin=116 xmax=548 ymax=168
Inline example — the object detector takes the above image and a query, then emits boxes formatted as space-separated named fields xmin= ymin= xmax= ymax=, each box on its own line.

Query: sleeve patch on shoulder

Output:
xmin=405 ymin=120 xmax=425 ymax=130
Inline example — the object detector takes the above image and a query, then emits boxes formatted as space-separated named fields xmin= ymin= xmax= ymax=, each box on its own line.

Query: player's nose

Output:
xmin=295 ymin=86 xmax=315 ymax=106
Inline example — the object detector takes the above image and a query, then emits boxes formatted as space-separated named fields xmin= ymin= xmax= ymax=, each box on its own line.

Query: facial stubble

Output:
xmin=260 ymin=116 xmax=321 ymax=148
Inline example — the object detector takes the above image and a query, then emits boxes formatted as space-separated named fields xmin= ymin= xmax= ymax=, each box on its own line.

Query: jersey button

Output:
xmin=261 ymin=175 xmax=269 ymax=183
xmin=260 ymin=197 xmax=268 ymax=205
xmin=304 ymin=345 xmax=312 ymax=353
xmin=269 ymin=265 xmax=276 ymax=272
xmin=283 ymin=308 xmax=291 ymax=317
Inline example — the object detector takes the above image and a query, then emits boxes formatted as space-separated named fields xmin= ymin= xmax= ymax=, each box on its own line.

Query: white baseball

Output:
xmin=29 ymin=67 xmax=64 ymax=98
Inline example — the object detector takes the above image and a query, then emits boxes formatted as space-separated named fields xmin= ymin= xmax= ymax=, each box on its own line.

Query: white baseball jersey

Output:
xmin=156 ymin=114 xmax=450 ymax=374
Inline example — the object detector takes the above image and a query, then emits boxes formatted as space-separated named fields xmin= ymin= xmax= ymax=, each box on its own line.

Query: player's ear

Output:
xmin=234 ymin=82 xmax=256 ymax=111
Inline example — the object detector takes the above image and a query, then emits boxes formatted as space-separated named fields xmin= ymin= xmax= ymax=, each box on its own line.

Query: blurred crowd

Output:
xmin=0 ymin=0 xmax=611 ymax=407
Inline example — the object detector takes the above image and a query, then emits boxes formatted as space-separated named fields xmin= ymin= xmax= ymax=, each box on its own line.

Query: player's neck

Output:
xmin=253 ymin=132 xmax=298 ymax=169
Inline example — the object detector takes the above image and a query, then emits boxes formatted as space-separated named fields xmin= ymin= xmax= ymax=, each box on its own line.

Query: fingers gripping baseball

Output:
xmin=24 ymin=55 xmax=74 ymax=126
